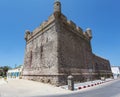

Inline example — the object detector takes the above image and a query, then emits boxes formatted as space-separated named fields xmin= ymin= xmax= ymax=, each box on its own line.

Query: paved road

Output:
xmin=33 ymin=79 xmax=120 ymax=97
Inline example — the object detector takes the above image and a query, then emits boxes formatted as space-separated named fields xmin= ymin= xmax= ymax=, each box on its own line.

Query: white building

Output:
xmin=7 ymin=65 xmax=23 ymax=79
xmin=111 ymin=66 xmax=120 ymax=79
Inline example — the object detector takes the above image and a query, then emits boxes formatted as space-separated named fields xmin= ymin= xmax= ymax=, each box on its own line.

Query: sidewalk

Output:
xmin=61 ymin=78 xmax=114 ymax=90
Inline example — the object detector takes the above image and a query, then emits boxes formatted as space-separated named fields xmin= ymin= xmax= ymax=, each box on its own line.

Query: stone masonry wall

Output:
xmin=93 ymin=55 xmax=112 ymax=78
xmin=23 ymin=22 xmax=60 ymax=85
xmin=56 ymin=18 xmax=94 ymax=83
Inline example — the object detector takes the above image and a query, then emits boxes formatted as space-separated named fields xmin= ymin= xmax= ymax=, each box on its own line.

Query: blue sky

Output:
xmin=0 ymin=0 xmax=120 ymax=67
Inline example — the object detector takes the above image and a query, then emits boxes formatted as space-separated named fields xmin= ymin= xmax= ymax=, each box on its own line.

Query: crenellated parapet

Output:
xmin=67 ymin=20 xmax=76 ymax=29
xmin=24 ymin=14 xmax=56 ymax=42
xmin=59 ymin=13 xmax=92 ymax=41
xmin=66 ymin=20 xmax=83 ymax=34
xmin=24 ymin=0 xmax=92 ymax=43
xmin=25 ymin=13 xmax=92 ymax=43
xmin=76 ymin=26 xmax=83 ymax=34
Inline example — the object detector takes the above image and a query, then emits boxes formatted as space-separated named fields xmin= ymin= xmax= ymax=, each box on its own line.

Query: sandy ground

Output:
xmin=0 ymin=79 xmax=7 ymax=85
xmin=0 ymin=79 xmax=72 ymax=97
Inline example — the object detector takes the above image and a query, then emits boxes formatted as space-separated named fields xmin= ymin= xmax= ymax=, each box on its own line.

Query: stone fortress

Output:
xmin=22 ymin=1 xmax=112 ymax=86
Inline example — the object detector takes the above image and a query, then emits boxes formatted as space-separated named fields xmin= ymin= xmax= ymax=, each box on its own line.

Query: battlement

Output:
xmin=58 ymin=13 xmax=92 ymax=41
xmin=67 ymin=20 xmax=76 ymax=29
xmin=25 ymin=11 xmax=92 ymax=42
xmin=24 ymin=0 xmax=92 ymax=42
xmin=24 ymin=14 xmax=56 ymax=42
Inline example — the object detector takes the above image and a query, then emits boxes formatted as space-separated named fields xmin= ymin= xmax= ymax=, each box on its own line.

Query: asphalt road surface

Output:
xmin=34 ymin=79 xmax=120 ymax=97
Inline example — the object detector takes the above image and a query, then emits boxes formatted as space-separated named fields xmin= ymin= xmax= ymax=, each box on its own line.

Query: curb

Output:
xmin=76 ymin=80 xmax=113 ymax=90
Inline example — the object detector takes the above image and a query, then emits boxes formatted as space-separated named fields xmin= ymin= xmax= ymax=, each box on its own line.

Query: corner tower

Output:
xmin=54 ymin=0 xmax=61 ymax=13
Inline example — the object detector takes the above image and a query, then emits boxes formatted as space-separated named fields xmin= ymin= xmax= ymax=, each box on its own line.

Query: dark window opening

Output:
xmin=30 ymin=51 xmax=32 ymax=67
xmin=40 ymin=44 xmax=43 ymax=58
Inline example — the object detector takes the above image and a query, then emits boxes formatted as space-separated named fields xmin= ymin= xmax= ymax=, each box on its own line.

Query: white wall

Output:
xmin=111 ymin=67 xmax=120 ymax=74
xmin=111 ymin=66 xmax=120 ymax=79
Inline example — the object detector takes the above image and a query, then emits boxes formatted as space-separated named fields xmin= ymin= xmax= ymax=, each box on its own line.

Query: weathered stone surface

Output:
xmin=22 ymin=1 xmax=112 ymax=86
